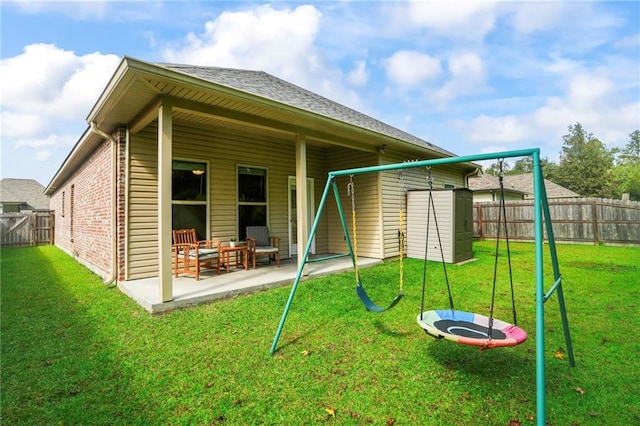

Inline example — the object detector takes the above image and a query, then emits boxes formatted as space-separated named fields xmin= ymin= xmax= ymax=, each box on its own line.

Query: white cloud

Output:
xmin=1 ymin=44 xmax=119 ymax=119
xmin=401 ymin=0 xmax=498 ymax=41
xmin=0 ymin=44 xmax=119 ymax=176
xmin=383 ymin=51 xmax=442 ymax=89
xmin=35 ymin=150 xmax=53 ymax=162
xmin=614 ymin=33 xmax=640 ymax=50
xmin=163 ymin=5 xmax=322 ymax=81
xmin=507 ymin=2 xmax=565 ymax=34
xmin=433 ymin=52 xmax=487 ymax=103
xmin=161 ymin=4 xmax=366 ymax=114
xmin=465 ymin=115 xmax=530 ymax=143
xmin=348 ymin=60 xmax=368 ymax=87
xmin=459 ymin=72 xmax=639 ymax=151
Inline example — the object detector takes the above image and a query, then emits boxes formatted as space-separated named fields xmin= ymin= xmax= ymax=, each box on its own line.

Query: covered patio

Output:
xmin=118 ymin=255 xmax=381 ymax=314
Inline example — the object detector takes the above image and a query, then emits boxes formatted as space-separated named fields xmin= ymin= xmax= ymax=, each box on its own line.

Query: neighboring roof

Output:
xmin=158 ymin=63 xmax=456 ymax=158
xmin=467 ymin=174 xmax=527 ymax=196
xmin=503 ymin=173 xmax=580 ymax=198
xmin=0 ymin=178 xmax=50 ymax=210
xmin=468 ymin=173 xmax=580 ymax=198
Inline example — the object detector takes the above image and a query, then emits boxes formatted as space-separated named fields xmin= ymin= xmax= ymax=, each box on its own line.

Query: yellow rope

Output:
xmin=349 ymin=176 xmax=360 ymax=283
xmin=352 ymin=209 xmax=360 ymax=282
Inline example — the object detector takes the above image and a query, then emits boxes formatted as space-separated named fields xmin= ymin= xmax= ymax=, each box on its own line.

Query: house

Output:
xmin=469 ymin=173 xmax=579 ymax=202
xmin=0 ymin=178 xmax=50 ymax=214
xmin=44 ymin=56 xmax=478 ymax=303
xmin=467 ymin=173 xmax=527 ymax=202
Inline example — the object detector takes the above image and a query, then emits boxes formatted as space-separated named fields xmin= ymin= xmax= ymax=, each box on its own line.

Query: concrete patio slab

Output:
xmin=118 ymin=256 xmax=381 ymax=314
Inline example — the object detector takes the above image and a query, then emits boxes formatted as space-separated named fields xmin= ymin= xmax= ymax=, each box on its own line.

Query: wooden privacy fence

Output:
xmin=0 ymin=211 xmax=54 ymax=247
xmin=474 ymin=198 xmax=640 ymax=245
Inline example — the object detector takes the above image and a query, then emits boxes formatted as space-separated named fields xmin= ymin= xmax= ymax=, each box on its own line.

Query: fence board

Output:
xmin=0 ymin=211 xmax=54 ymax=247
xmin=474 ymin=198 xmax=640 ymax=245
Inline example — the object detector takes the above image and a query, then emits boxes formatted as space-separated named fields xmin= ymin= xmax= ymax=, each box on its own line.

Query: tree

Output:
xmin=554 ymin=123 xmax=616 ymax=197
xmin=620 ymin=130 xmax=640 ymax=164
xmin=611 ymin=130 xmax=640 ymax=201
xmin=484 ymin=160 xmax=510 ymax=176
xmin=484 ymin=156 xmax=558 ymax=180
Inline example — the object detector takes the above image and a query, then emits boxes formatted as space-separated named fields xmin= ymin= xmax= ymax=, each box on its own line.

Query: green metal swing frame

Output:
xmin=269 ymin=148 xmax=575 ymax=426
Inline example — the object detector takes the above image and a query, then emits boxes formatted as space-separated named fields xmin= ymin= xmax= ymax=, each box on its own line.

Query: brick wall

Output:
xmin=50 ymin=130 xmax=120 ymax=280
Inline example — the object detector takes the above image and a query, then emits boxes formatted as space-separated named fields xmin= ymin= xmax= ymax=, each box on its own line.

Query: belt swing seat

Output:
xmin=416 ymin=163 xmax=528 ymax=350
xmin=348 ymin=174 xmax=404 ymax=313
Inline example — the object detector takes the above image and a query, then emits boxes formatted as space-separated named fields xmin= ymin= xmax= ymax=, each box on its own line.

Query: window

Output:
xmin=70 ymin=184 xmax=74 ymax=242
xmin=238 ymin=166 xmax=267 ymax=240
xmin=3 ymin=203 xmax=20 ymax=213
xmin=172 ymin=160 xmax=208 ymax=240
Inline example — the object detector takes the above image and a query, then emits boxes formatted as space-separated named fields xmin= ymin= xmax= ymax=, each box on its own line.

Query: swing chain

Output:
xmin=398 ymin=170 xmax=405 ymax=293
xmin=347 ymin=174 xmax=356 ymax=212
xmin=426 ymin=166 xmax=433 ymax=189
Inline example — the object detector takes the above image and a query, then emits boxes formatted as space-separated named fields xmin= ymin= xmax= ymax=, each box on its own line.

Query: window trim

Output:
xmin=171 ymin=158 xmax=210 ymax=238
xmin=237 ymin=164 xmax=269 ymax=238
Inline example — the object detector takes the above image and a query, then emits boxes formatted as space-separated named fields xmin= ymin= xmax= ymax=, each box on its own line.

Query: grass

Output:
xmin=1 ymin=241 xmax=639 ymax=425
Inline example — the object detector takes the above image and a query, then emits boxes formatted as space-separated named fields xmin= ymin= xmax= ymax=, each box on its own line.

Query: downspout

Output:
xmin=90 ymin=122 xmax=118 ymax=285
xmin=465 ymin=167 xmax=482 ymax=187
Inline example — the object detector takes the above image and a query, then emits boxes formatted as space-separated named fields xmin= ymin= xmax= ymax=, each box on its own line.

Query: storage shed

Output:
xmin=406 ymin=188 xmax=473 ymax=264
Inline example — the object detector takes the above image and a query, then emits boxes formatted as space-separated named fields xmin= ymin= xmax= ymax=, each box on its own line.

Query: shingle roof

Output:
xmin=468 ymin=173 xmax=580 ymax=198
xmin=0 ymin=178 xmax=50 ymax=210
xmin=504 ymin=173 xmax=580 ymax=198
xmin=157 ymin=63 xmax=456 ymax=157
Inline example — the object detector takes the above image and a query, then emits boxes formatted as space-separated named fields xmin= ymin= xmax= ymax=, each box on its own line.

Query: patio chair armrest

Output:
xmin=270 ymin=236 xmax=280 ymax=248
xmin=174 ymin=242 xmax=198 ymax=252
xmin=246 ymin=237 xmax=256 ymax=251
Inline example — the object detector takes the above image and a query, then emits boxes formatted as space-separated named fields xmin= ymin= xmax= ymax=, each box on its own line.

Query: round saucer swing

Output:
xmin=417 ymin=164 xmax=527 ymax=350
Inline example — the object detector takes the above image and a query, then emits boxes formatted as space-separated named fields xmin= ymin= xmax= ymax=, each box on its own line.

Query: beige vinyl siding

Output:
xmin=127 ymin=121 xmax=329 ymax=280
xmin=379 ymin=154 xmax=466 ymax=259
xmin=128 ymin=125 xmax=160 ymax=279
xmin=326 ymin=148 xmax=379 ymax=258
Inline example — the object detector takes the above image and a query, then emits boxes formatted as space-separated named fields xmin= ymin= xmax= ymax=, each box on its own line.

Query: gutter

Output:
xmin=90 ymin=122 xmax=118 ymax=286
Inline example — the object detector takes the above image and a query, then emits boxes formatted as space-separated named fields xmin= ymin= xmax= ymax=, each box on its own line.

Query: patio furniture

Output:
xmin=172 ymin=229 xmax=220 ymax=280
xmin=220 ymin=243 xmax=249 ymax=273
xmin=246 ymin=226 xmax=280 ymax=268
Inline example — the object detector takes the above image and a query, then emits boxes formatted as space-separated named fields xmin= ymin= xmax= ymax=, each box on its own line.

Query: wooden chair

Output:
xmin=172 ymin=229 xmax=220 ymax=280
xmin=246 ymin=226 xmax=280 ymax=268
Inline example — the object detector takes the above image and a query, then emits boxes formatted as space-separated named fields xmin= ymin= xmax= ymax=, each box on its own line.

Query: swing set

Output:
xmin=270 ymin=148 xmax=575 ymax=426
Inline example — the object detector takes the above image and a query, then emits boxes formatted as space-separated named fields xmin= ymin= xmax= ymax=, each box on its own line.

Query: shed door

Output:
xmin=454 ymin=189 xmax=473 ymax=262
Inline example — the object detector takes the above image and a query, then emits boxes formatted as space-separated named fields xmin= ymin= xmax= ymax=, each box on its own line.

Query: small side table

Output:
xmin=220 ymin=245 xmax=248 ymax=273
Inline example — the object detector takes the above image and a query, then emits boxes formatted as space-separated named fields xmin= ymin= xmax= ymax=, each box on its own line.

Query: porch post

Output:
xmin=158 ymin=99 xmax=173 ymax=302
xmin=295 ymin=134 xmax=309 ymax=275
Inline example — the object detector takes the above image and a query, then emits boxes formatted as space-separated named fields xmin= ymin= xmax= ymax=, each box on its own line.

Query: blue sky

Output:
xmin=1 ymin=1 xmax=639 ymax=187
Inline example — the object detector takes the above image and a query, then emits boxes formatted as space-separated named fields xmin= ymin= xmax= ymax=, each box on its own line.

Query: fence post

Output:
xmin=30 ymin=213 xmax=36 ymax=246
xmin=591 ymin=201 xmax=599 ymax=245
xmin=477 ymin=204 xmax=484 ymax=239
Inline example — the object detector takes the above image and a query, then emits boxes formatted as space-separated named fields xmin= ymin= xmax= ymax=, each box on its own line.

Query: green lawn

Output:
xmin=1 ymin=241 xmax=639 ymax=425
